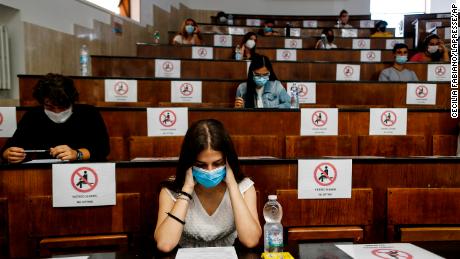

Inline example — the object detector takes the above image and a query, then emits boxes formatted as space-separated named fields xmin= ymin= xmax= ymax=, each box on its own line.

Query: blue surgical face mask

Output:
xmin=395 ymin=55 xmax=408 ymax=64
xmin=192 ymin=166 xmax=226 ymax=188
xmin=185 ymin=25 xmax=195 ymax=34
xmin=253 ymin=75 xmax=269 ymax=87
xmin=264 ymin=27 xmax=273 ymax=33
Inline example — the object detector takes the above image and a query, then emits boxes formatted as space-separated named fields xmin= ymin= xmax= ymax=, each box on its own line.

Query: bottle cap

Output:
xmin=268 ymin=195 xmax=277 ymax=200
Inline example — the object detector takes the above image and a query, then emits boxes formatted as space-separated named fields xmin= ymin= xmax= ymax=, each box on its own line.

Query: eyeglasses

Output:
xmin=253 ymin=72 xmax=270 ymax=77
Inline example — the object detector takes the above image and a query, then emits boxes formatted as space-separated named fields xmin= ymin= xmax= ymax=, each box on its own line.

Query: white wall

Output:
xmin=182 ymin=0 xmax=371 ymax=15
xmin=430 ymin=0 xmax=456 ymax=13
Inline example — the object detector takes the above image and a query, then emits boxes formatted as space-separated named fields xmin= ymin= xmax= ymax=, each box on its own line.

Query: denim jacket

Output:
xmin=236 ymin=80 xmax=290 ymax=108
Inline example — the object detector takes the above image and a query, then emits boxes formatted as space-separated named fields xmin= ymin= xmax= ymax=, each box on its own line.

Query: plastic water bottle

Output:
xmin=263 ymin=195 xmax=283 ymax=253
xmin=153 ymin=30 xmax=160 ymax=44
xmin=285 ymin=22 xmax=291 ymax=37
xmin=320 ymin=34 xmax=328 ymax=49
xmin=79 ymin=44 xmax=89 ymax=76
xmin=235 ymin=45 xmax=242 ymax=60
xmin=227 ymin=14 xmax=234 ymax=25
xmin=290 ymin=83 xmax=299 ymax=109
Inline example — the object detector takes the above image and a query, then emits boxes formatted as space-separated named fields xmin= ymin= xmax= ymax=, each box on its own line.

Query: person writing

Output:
xmin=379 ymin=43 xmax=419 ymax=81
xmin=172 ymin=18 xmax=202 ymax=45
xmin=234 ymin=55 xmax=290 ymax=108
xmin=1 ymin=73 xmax=110 ymax=163
xmin=154 ymin=119 xmax=261 ymax=252
xmin=410 ymin=34 xmax=449 ymax=62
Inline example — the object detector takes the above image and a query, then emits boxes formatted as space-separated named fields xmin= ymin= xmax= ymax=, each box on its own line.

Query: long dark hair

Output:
xmin=32 ymin=73 xmax=79 ymax=107
xmin=420 ymin=34 xmax=442 ymax=61
xmin=240 ymin=32 xmax=257 ymax=56
xmin=162 ymin=119 xmax=244 ymax=191
xmin=244 ymin=54 xmax=278 ymax=108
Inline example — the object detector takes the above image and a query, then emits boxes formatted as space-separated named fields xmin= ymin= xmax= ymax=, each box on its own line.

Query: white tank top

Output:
xmin=166 ymin=178 xmax=254 ymax=247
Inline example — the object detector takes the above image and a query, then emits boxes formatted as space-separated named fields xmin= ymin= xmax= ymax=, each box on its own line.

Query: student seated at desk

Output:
xmin=335 ymin=9 xmax=353 ymax=28
xmin=258 ymin=19 xmax=280 ymax=36
xmin=172 ymin=18 xmax=202 ymax=45
xmin=370 ymin=20 xmax=393 ymax=38
xmin=379 ymin=43 xmax=419 ymax=82
xmin=1 ymin=73 xmax=110 ymax=163
xmin=315 ymin=28 xmax=338 ymax=49
xmin=234 ymin=54 xmax=290 ymax=108
xmin=154 ymin=119 xmax=261 ymax=252
xmin=236 ymin=32 xmax=257 ymax=60
xmin=410 ymin=34 xmax=449 ymax=62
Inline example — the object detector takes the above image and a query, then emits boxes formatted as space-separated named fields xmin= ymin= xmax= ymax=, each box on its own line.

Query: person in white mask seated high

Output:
xmin=1 ymin=73 xmax=109 ymax=163
xmin=410 ymin=34 xmax=449 ymax=62
xmin=234 ymin=54 xmax=290 ymax=108
xmin=237 ymin=32 xmax=258 ymax=60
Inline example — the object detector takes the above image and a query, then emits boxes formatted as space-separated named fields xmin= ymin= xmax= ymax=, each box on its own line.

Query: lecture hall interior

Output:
xmin=0 ymin=0 xmax=459 ymax=258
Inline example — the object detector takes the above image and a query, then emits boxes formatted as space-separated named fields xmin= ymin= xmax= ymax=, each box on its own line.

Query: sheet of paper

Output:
xmin=175 ymin=246 xmax=237 ymax=259
xmin=24 ymin=159 xmax=68 ymax=164
xmin=131 ymin=157 xmax=179 ymax=161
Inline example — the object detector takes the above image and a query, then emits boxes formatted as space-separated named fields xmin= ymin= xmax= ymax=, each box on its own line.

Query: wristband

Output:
xmin=76 ymin=149 xmax=83 ymax=161
xmin=178 ymin=190 xmax=192 ymax=200
xmin=166 ymin=212 xmax=185 ymax=225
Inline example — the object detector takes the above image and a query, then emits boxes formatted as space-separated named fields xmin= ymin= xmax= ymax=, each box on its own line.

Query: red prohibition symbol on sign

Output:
xmin=366 ymin=51 xmax=376 ymax=60
xmin=162 ymin=61 xmax=174 ymax=72
xmin=220 ymin=36 xmax=227 ymax=44
xmin=0 ymin=112 xmax=3 ymax=126
xmin=415 ymin=85 xmax=428 ymax=98
xmin=381 ymin=110 xmax=397 ymax=127
xmin=358 ymin=40 xmax=366 ymax=48
xmin=298 ymin=84 xmax=308 ymax=97
xmin=180 ymin=83 xmax=194 ymax=96
xmin=113 ymin=81 xmax=129 ymax=96
xmin=198 ymin=48 xmax=207 ymax=57
xmin=311 ymin=110 xmax=328 ymax=127
xmin=290 ymin=40 xmax=297 ymax=47
xmin=159 ymin=109 xmax=177 ymax=127
xmin=282 ymin=51 xmax=291 ymax=59
xmin=371 ymin=249 xmax=413 ymax=259
xmin=343 ymin=66 xmax=354 ymax=77
xmin=71 ymin=167 xmax=98 ymax=193
xmin=435 ymin=65 xmax=446 ymax=76
xmin=314 ymin=162 xmax=337 ymax=186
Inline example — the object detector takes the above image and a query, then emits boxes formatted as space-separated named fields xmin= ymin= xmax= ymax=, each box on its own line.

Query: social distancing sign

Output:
xmin=303 ymin=20 xmax=318 ymax=28
xmin=385 ymin=39 xmax=405 ymax=50
xmin=213 ymin=35 xmax=232 ymax=47
xmin=192 ymin=46 xmax=213 ymax=60
xmin=104 ymin=79 xmax=137 ymax=102
xmin=336 ymin=64 xmax=361 ymax=81
xmin=298 ymin=159 xmax=352 ymax=199
xmin=406 ymin=83 xmax=437 ymax=105
xmin=0 ymin=107 xmax=16 ymax=137
xmin=52 ymin=163 xmax=116 ymax=207
xmin=147 ymin=107 xmax=188 ymax=136
xmin=341 ymin=29 xmax=358 ymax=37
xmin=285 ymin=39 xmax=303 ymax=49
xmin=171 ymin=81 xmax=202 ymax=103
xmin=336 ymin=243 xmax=444 ymax=259
xmin=155 ymin=59 xmax=181 ymax=78
xmin=369 ymin=108 xmax=407 ymax=135
xmin=427 ymin=64 xmax=450 ymax=81
xmin=301 ymin=108 xmax=338 ymax=136
xmin=360 ymin=50 xmax=381 ymax=62
xmin=276 ymin=49 xmax=297 ymax=61
xmin=352 ymin=39 xmax=371 ymax=49
xmin=287 ymin=82 xmax=316 ymax=104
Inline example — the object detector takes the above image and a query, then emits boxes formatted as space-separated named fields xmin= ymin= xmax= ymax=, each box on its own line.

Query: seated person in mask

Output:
xmin=216 ymin=11 xmax=228 ymax=24
xmin=234 ymin=54 xmax=290 ymax=108
xmin=154 ymin=119 xmax=261 ymax=251
xmin=371 ymin=20 xmax=393 ymax=37
xmin=237 ymin=32 xmax=257 ymax=60
xmin=1 ymin=73 xmax=110 ymax=163
xmin=315 ymin=28 xmax=338 ymax=49
xmin=335 ymin=10 xmax=353 ymax=28
xmin=379 ymin=43 xmax=419 ymax=81
xmin=259 ymin=19 xmax=280 ymax=36
xmin=410 ymin=34 xmax=449 ymax=62
xmin=173 ymin=18 xmax=202 ymax=45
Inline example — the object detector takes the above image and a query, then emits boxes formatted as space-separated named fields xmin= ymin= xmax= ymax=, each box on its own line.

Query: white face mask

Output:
xmin=427 ymin=45 xmax=439 ymax=54
xmin=245 ymin=39 xmax=256 ymax=49
xmin=44 ymin=106 xmax=73 ymax=123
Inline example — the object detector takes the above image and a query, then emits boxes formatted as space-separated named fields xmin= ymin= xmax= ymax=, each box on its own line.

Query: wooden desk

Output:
xmin=136 ymin=44 xmax=398 ymax=62
xmin=18 ymin=76 xmax=452 ymax=109
xmin=1 ymin=158 xmax=460 ymax=257
xmin=167 ymin=32 xmax=413 ymax=49
xmin=91 ymin=56 xmax=443 ymax=81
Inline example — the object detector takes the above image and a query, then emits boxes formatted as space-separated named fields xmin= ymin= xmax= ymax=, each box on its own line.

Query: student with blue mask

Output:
xmin=235 ymin=54 xmax=290 ymax=108
xmin=259 ymin=19 xmax=279 ymax=36
xmin=154 ymin=119 xmax=261 ymax=252
xmin=379 ymin=43 xmax=419 ymax=82
xmin=172 ymin=18 xmax=202 ymax=45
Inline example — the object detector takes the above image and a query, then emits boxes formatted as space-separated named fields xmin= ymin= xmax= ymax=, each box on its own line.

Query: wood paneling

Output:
xmin=387 ymin=188 xmax=460 ymax=242
xmin=433 ymin=135 xmax=458 ymax=156
xmin=0 ymin=198 xmax=8 ymax=257
xmin=285 ymin=136 xmax=354 ymax=158
xmin=358 ymin=135 xmax=429 ymax=156
xmin=91 ymin=56 xmax=440 ymax=81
